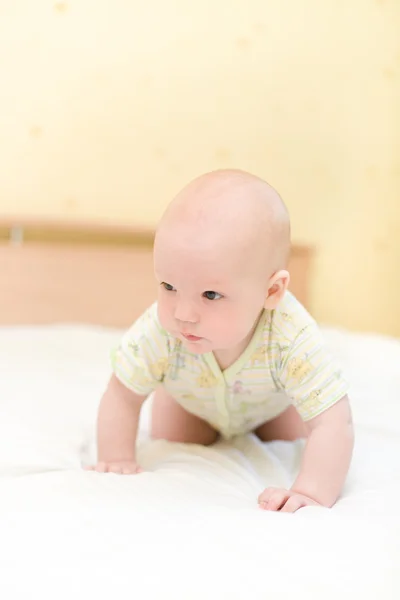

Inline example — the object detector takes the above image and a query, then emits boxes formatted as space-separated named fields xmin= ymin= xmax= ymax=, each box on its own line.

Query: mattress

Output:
xmin=0 ymin=324 xmax=399 ymax=599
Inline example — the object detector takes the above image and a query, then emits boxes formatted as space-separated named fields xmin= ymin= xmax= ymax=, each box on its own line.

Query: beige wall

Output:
xmin=1 ymin=1 xmax=399 ymax=335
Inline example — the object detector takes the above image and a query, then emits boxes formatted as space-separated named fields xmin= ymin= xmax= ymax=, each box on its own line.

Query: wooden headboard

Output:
xmin=0 ymin=219 xmax=313 ymax=327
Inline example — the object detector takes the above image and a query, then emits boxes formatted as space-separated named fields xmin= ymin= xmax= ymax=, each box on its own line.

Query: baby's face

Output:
xmin=154 ymin=232 xmax=268 ymax=354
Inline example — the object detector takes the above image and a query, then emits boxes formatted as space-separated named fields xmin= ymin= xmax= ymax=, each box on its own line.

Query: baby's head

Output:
xmin=153 ymin=169 xmax=291 ymax=354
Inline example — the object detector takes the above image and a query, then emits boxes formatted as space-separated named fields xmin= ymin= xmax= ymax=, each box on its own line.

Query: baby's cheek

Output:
xmin=215 ymin=307 xmax=245 ymax=339
xmin=157 ymin=300 xmax=172 ymax=330
xmin=231 ymin=308 xmax=259 ymax=339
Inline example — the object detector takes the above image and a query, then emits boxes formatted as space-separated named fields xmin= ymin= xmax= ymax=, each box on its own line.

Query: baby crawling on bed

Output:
xmin=88 ymin=169 xmax=354 ymax=512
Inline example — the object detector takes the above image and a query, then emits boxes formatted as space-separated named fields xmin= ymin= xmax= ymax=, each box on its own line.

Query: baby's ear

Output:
xmin=264 ymin=270 xmax=290 ymax=310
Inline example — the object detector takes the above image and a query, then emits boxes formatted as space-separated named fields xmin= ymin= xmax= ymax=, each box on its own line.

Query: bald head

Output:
xmin=156 ymin=170 xmax=291 ymax=275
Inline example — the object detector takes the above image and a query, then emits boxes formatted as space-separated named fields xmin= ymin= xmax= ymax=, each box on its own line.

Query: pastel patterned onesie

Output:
xmin=112 ymin=292 xmax=349 ymax=439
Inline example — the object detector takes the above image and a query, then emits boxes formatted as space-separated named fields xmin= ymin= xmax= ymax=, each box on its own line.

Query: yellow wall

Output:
xmin=1 ymin=1 xmax=399 ymax=335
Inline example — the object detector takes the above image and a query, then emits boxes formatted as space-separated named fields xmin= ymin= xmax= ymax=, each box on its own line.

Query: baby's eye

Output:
xmin=161 ymin=282 xmax=176 ymax=292
xmin=203 ymin=291 xmax=222 ymax=301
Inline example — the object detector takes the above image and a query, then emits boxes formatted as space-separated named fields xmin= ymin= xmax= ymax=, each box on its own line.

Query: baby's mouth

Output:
xmin=181 ymin=333 xmax=203 ymax=342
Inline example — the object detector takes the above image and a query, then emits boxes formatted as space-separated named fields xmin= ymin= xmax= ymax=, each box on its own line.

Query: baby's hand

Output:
xmin=84 ymin=460 xmax=143 ymax=475
xmin=258 ymin=487 xmax=321 ymax=513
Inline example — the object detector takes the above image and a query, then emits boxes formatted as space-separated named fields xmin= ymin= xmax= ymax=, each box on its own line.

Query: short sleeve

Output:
xmin=111 ymin=303 xmax=170 ymax=396
xmin=278 ymin=323 xmax=349 ymax=421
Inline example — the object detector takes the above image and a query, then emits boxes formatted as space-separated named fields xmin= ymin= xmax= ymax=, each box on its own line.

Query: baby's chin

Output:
xmin=179 ymin=335 xmax=214 ymax=354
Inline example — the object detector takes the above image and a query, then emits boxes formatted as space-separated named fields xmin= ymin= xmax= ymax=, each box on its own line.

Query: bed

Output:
xmin=0 ymin=220 xmax=399 ymax=599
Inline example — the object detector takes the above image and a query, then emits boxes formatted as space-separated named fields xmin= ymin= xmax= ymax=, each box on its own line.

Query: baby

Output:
xmin=88 ymin=169 xmax=354 ymax=512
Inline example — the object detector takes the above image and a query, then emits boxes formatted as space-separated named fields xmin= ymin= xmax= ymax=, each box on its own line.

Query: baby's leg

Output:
xmin=255 ymin=405 xmax=307 ymax=442
xmin=151 ymin=387 xmax=218 ymax=445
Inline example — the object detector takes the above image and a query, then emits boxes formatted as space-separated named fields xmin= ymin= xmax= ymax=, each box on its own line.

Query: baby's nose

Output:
xmin=174 ymin=300 xmax=199 ymax=324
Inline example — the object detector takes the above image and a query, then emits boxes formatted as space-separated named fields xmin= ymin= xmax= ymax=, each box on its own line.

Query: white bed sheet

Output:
xmin=0 ymin=324 xmax=399 ymax=599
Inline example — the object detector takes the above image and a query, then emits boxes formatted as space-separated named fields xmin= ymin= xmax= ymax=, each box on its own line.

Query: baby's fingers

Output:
xmin=83 ymin=464 xmax=105 ymax=472
xmin=265 ymin=490 xmax=289 ymax=511
xmin=83 ymin=462 xmax=109 ymax=473
xmin=94 ymin=462 xmax=109 ymax=473
xmin=280 ymin=495 xmax=306 ymax=513
xmin=258 ymin=487 xmax=275 ymax=505
xmin=109 ymin=463 xmax=124 ymax=474
xmin=108 ymin=463 xmax=142 ymax=475
xmin=83 ymin=462 xmax=142 ymax=474
xmin=258 ymin=487 xmax=290 ymax=511
xmin=258 ymin=487 xmax=284 ymax=509
xmin=280 ymin=495 xmax=320 ymax=513
xmin=121 ymin=465 xmax=143 ymax=475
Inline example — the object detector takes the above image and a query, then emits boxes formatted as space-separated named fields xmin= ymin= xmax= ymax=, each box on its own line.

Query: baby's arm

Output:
xmin=86 ymin=374 xmax=146 ymax=474
xmin=259 ymin=310 xmax=353 ymax=511
xmin=291 ymin=395 xmax=353 ymax=505
xmin=85 ymin=303 xmax=169 ymax=474
xmin=259 ymin=396 xmax=353 ymax=511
